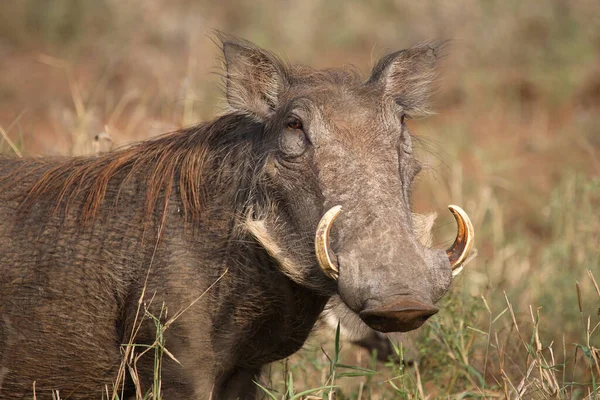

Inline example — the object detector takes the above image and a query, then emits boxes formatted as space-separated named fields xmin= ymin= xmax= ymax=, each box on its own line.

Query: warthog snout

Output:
xmin=315 ymin=204 xmax=474 ymax=333
xmin=359 ymin=297 xmax=439 ymax=333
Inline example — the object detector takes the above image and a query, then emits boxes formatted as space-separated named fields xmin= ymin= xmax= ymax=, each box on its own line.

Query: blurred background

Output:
xmin=0 ymin=0 xmax=598 ymax=398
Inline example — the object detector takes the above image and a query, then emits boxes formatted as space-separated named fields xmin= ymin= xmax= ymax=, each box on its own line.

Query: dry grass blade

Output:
xmin=576 ymin=281 xmax=583 ymax=313
xmin=414 ymin=362 xmax=425 ymax=399
xmin=4 ymin=109 xmax=27 ymax=135
xmin=127 ymin=363 xmax=143 ymax=400
xmin=0 ymin=125 xmax=22 ymax=157
xmin=164 ymin=268 xmax=229 ymax=329
xmin=588 ymin=270 xmax=600 ymax=299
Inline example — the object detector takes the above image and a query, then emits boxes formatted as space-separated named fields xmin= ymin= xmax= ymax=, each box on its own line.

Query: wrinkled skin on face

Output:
xmin=224 ymin=34 xmax=452 ymax=333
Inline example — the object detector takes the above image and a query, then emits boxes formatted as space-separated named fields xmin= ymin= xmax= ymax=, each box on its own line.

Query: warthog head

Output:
xmin=223 ymin=34 xmax=474 ymax=333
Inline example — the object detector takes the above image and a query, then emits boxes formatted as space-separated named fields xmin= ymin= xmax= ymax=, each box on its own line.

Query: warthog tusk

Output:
xmin=316 ymin=205 xmax=473 ymax=280
xmin=315 ymin=205 xmax=342 ymax=280
xmin=446 ymin=205 xmax=475 ymax=277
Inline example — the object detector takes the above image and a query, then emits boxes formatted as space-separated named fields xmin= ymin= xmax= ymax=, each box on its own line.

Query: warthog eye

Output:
xmin=287 ymin=118 xmax=303 ymax=131
xmin=280 ymin=118 xmax=309 ymax=157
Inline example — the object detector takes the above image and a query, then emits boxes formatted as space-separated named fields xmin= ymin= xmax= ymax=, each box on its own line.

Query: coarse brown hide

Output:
xmin=0 ymin=34 xmax=454 ymax=399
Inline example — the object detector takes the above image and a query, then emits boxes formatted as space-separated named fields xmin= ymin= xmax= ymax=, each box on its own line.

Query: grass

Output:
xmin=107 ymin=269 xmax=229 ymax=400
xmin=262 ymin=269 xmax=599 ymax=399
xmin=1 ymin=0 xmax=599 ymax=398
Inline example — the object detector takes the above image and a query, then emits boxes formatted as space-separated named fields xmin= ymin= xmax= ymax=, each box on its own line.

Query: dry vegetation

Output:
xmin=0 ymin=0 xmax=598 ymax=399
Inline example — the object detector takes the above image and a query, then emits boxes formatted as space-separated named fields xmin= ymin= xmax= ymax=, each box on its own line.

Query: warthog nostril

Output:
xmin=358 ymin=298 xmax=439 ymax=333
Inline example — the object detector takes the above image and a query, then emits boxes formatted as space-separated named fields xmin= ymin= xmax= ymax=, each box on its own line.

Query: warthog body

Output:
xmin=0 ymin=35 xmax=459 ymax=399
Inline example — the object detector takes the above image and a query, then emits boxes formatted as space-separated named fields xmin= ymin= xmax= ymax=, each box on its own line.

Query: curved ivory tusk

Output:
xmin=315 ymin=205 xmax=342 ymax=280
xmin=446 ymin=205 xmax=475 ymax=277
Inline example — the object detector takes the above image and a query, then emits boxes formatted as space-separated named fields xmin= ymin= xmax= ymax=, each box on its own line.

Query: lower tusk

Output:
xmin=315 ymin=205 xmax=342 ymax=280
xmin=446 ymin=205 xmax=475 ymax=277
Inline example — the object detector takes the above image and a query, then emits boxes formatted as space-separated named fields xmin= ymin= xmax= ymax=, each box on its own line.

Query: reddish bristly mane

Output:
xmin=0 ymin=113 xmax=263 ymax=226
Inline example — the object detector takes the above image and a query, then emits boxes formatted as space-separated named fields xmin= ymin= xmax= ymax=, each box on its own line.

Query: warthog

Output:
xmin=0 ymin=34 xmax=473 ymax=399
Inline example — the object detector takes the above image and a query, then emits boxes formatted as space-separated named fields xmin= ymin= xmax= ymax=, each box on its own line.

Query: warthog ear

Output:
xmin=217 ymin=33 xmax=289 ymax=119
xmin=369 ymin=43 xmax=444 ymax=116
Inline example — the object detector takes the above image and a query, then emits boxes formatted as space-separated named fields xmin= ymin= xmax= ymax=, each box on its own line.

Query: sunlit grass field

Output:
xmin=0 ymin=1 xmax=598 ymax=398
